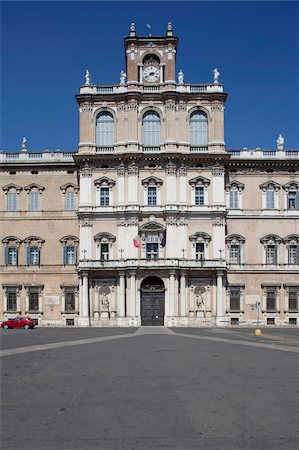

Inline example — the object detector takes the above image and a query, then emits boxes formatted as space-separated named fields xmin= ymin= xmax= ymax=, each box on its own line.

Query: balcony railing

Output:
xmin=78 ymin=258 xmax=226 ymax=270
xmin=79 ymin=83 xmax=224 ymax=95
xmin=228 ymin=149 xmax=299 ymax=159
xmin=0 ymin=151 xmax=77 ymax=163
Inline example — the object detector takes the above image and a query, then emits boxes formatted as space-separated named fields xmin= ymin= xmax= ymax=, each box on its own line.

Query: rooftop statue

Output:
xmin=85 ymin=69 xmax=91 ymax=86
xmin=178 ymin=69 xmax=184 ymax=84
xmin=120 ymin=70 xmax=127 ymax=85
xmin=276 ymin=133 xmax=284 ymax=150
xmin=213 ymin=68 xmax=220 ymax=84
xmin=21 ymin=137 xmax=27 ymax=152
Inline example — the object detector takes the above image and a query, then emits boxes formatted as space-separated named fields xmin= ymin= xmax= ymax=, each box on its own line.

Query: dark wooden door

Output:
xmin=141 ymin=292 xmax=164 ymax=326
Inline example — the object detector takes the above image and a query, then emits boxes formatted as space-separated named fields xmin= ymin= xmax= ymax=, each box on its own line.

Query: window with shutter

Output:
xmin=266 ymin=245 xmax=277 ymax=264
xmin=100 ymin=187 xmax=110 ymax=206
xmin=189 ymin=111 xmax=208 ymax=146
xmin=266 ymin=289 xmax=276 ymax=311
xmin=265 ymin=189 xmax=275 ymax=209
xmin=142 ymin=111 xmax=160 ymax=146
xmin=65 ymin=191 xmax=75 ymax=210
xmin=288 ymin=289 xmax=298 ymax=311
xmin=7 ymin=291 xmax=17 ymax=311
xmin=96 ymin=112 xmax=114 ymax=146
xmin=229 ymin=189 xmax=239 ymax=209
xmin=29 ymin=192 xmax=40 ymax=210
xmin=195 ymin=187 xmax=204 ymax=205
xmin=147 ymin=186 xmax=157 ymax=205
xmin=7 ymin=192 xmax=18 ymax=211
xmin=230 ymin=289 xmax=241 ymax=311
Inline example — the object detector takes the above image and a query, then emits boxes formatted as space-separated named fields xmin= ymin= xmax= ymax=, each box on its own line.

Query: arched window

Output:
xmin=96 ymin=112 xmax=114 ymax=147
xmin=142 ymin=111 xmax=160 ymax=147
xmin=189 ymin=111 xmax=208 ymax=146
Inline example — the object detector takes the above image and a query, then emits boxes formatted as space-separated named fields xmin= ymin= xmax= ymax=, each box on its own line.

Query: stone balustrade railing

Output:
xmin=78 ymin=258 xmax=226 ymax=270
xmin=79 ymin=83 xmax=224 ymax=95
xmin=228 ymin=149 xmax=298 ymax=159
xmin=0 ymin=151 xmax=77 ymax=163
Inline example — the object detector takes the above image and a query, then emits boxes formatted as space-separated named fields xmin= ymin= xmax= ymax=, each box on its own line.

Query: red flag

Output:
xmin=133 ymin=231 xmax=141 ymax=248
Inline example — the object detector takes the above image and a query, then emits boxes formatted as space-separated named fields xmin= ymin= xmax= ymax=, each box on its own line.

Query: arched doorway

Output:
xmin=141 ymin=276 xmax=165 ymax=326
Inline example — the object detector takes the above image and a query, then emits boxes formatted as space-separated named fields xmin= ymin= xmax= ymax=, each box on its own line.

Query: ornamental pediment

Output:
xmin=141 ymin=176 xmax=163 ymax=187
xmin=140 ymin=221 xmax=165 ymax=232
xmin=259 ymin=180 xmax=280 ymax=191
xmin=2 ymin=183 xmax=22 ymax=193
xmin=282 ymin=181 xmax=299 ymax=191
xmin=94 ymin=177 xmax=116 ymax=187
xmin=60 ymin=182 xmax=79 ymax=193
xmin=93 ymin=232 xmax=116 ymax=243
xmin=225 ymin=234 xmax=245 ymax=244
xmin=225 ymin=181 xmax=245 ymax=191
xmin=189 ymin=232 xmax=211 ymax=242
xmin=24 ymin=183 xmax=45 ymax=192
xmin=189 ymin=176 xmax=210 ymax=187
xmin=260 ymin=234 xmax=282 ymax=244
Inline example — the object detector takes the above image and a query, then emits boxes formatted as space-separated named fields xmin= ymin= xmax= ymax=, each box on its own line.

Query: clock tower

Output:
xmin=125 ymin=22 xmax=178 ymax=86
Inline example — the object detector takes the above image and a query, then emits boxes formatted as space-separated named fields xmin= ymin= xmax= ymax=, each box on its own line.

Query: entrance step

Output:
xmin=136 ymin=327 xmax=175 ymax=335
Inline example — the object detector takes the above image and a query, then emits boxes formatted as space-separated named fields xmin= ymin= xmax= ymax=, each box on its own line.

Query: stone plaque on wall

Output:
xmin=44 ymin=296 xmax=60 ymax=306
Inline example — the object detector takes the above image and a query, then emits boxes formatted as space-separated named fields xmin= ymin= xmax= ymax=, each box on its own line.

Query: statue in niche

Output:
xmin=196 ymin=292 xmax=204 ymax=309
xmin=213 ymin=68 xmax=220 ymax=84
xmin=101 ymin=293 xmax=109 ymax=310
xmin=178 ymin=69 xmax=184 ymax=84
xmin=120 ymin=70 xmax=126 ymax=85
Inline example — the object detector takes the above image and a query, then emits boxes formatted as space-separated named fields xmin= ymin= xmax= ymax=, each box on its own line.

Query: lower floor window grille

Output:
xmin=267 ymin=317 xmax=275 ymax=325
xmin=230 ymin=317 xmax=239 ymax=325
xmin=266 ymin=290 xmax=276 ymax=311
xmin=29 ymin=292 xmax=39 ymax=311
xmin=66 ymin=319 xmax=75 ymax=326
xmin=289 ymin=318 xmax=297 ymax=325
xmin=65 ymin=292 xmax=75 ymax=311
xmin=7 ymin=292 xmax=17 ymax=311
xmin=230 ymin=289 xmax=240 ymax=311
xmin=289 ymin=290 xmax=298 ymax=311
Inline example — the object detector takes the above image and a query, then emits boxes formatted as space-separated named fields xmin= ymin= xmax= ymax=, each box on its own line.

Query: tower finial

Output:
xmin=167 ymin=21 xmax=173 ymax=36
xmin=130 ymin=22 xmax=136 ymax=36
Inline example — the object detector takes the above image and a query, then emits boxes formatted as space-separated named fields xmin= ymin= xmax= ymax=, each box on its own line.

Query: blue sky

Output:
xmin=1 ymin=1 xmax=298 ymax=151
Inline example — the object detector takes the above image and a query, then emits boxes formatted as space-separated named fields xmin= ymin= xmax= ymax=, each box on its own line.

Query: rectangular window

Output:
xmin=65 ymin=246 xmax=76 ymax=265
xmin=229 ymin=189 xmax=239 ymax=209
xmin=7 ymin=192 xmax=18 ymax=211
xmin=66 ymin=318 xmax=75 ymax=326
xmin=267 ymin=317 xmax=275 ymax=325
xmin=266 ymin=289 xmax=276 ymax=312
xmin=288 ymin=289 xmax=298 ymax=312
xmin=287 ymin=191 xmax=296 ymax=209
xmin=266 ymin=245 xmax=277 ymax=264
xmin=7 ymin=247 xmax=18 ymax=265
xmin=100 ymin=243 xmax=109 ymax=260
xmin=195 ymin=243 xmax=204 ymax=260
xmin=289 ymin=318 xmax=297 ymax=325
xmin=146 ymin=243 xmax=159 ymax=260
xmin=29 ymin=291 xmax=39 ymax=311
xmin=29 ymin=192 xmax=40 ymax=210
xmin=230 ymin=318 xmax=239 ymax=325
xmin=230 ymin=288 xmax=241 ymax=311
xmin=147 ymin=186 xmax=157 ymax=205
xmin=230 ymin=244 xmax=241 ymax=264
xmin=7 ymin=291 xmax=17 ymax=311
xmin=288 ymin=245 xmax=298 ymax=264
xmin=65 ymin=191 xmax=75 ymax=210
xmin=65 ymin=292 xmax=75 ymax=312
xmin=29 ymin=247 xmax=40 ymax=265
xmin=265 ymin=190 xmax=275 ymax=209
xmin=100 ymin=187 xmax=110 ymax=206
xmin=195 ymin=187 xmax=204 ymax=205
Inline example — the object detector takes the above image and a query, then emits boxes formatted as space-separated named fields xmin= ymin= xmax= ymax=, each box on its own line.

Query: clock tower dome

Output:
xmin=124 ymin=22 xmax=178 ymax=86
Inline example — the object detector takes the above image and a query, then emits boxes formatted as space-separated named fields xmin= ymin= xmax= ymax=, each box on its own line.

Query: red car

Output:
xmin=1 ymin=317 xmax=35 ymax=330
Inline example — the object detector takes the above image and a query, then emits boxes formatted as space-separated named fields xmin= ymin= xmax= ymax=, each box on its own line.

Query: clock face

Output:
xmin=143 ymin=66 xmax=160 ymax=83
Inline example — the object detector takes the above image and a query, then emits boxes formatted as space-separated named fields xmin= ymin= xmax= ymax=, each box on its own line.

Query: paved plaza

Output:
xmin=1 ymin=327 xmax=298 ymax=450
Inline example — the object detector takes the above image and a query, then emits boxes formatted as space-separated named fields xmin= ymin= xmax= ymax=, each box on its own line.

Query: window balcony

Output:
xmin=190 ymin=146 xmax=208 ymax=153
xmin=78 ymin=258 xmax=226 ymax=270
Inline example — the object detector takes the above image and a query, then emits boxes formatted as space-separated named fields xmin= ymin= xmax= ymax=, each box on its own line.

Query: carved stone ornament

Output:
xmin=211 ymin=105 xmax=224 ymax=112
xmin=128 ymin=162 xmax=139 ymax=176
xmin=177 ymin=103 xmax=187 ymax=111
xmin=212 ymin=166 xmax=225 ymax=177
xmin=80 ymin=103 xmax=93 ymax=113
xmin=80 ymin=164 xmax=92 ymax=178
xmin=166 ymin=215 xmax=178 ymax=226
xmin=116 ymin=216 xmax=126 ymax=227
xmin=127 ymin=102 xmax=138 ymax=111
xmin=212 ymin=215 xmax=224 ymax=226
xmin=117 ymin=163 xmax=126 ymax=176
xmin=165 ymin=101 xmax=176 ymax=111
xmin=80 ymin=217 xmax=93 ymax=227
xmin=166 ymin=162 xmax=176 ymax=175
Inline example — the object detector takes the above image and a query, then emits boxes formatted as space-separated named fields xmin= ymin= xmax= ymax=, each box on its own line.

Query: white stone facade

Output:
xmin=0 ymin=25 xmax=298 ymax=327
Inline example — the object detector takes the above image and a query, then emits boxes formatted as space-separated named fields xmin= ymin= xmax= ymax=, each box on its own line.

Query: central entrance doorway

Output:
xmin=141 ymin=276 xmax=165 ymax=326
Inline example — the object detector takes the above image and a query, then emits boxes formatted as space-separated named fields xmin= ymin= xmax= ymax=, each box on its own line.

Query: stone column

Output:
xmin=79 ymin=272 xmax=90 ymax=327
xmin=216 ymin=271 xmax=224 ymax=326
xmin=169 ymin=271 xmax=175 ymax=317
xmin=118 ymin=272 xmax=125 ymax=317
xmin=180 ymin=271 xmax=187 ymax=317
xmin=127 ymin=271 xmax=136 ymax=317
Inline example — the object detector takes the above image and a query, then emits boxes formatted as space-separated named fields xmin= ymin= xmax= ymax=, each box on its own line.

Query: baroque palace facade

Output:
xmin=1 ymin=24 xmax=298 ymax=327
